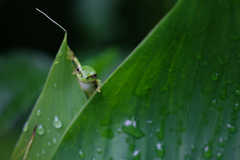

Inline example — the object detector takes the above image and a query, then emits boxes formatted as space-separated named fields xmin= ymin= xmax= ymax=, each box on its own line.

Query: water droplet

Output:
xmin=122 ymin=117 xmax=145 ymax=138
xmin=100 ymin=116 xmax=111 ymax=126
xmin=36 ymin=153 xmax=40 ymax=157
xmin=117 ymin=128 xmax=122 ymax=133
xmin=54 ymin=61 xmax=58 ymax=64
xmin=218 ymin=137 xmax=224 ymax=147
xmin=195 ymin=52 xmax=202 ymax=59
xmin=53 ymin=138 xmax=57 ymax=144
xmin=227 ymin=124 xmax=236 ymax=133
xmin=211 ymin=99 xmax=217 ymax=105
xmin=211 ymin=73 xmax=219 ymax=80
xmin=23 ymin=121 xmax=28 ymax=132
xmin=36 ymin=124 xmax=45 ymax=135
xmin=54 ymin=83 xmax=57 ymax=88
xmin=234 ymin=103 xmax=239 ymax=111
xmin=36 ymin=110 xmax=42 ymax=116
xmin=47 ymin=130 xmax=50 ymax=133
xmin=225 ymin=79 xmax=234 ymax=85
xmin=96 ymin=148 xmax=102 ymax=154
xmin=126 ymin=137 xmax=135 ymax=151
xmin=216 ymin=152 xmax=223 ymax=159
xmin=58 ymin=51 xmax=63 ymax=56
xmin=203 ymin=86 xmax=214 ymax=93
xmin=101 ymin=128 xmax=114 ymax=138
xmin=155 ymin=121 xmax=165 ymax=140
xmin=79 ymin=150 xmax=84 ymax=158
xmin=133 ymin=150 xmax=141 ymax=160
xmin=42 ymin=150 xmax=45 ymax=154
xmin=53 ymin=116 xmax=62 ymax=129
xmin=47 ymin=142 xmax=51 ymax=146
xmin=156 ymin=143 xmax=165 ymax=157
xmin=220 ymin=86 xmax=227 ymax=100
xmin=146 ymin=120 xmax=153 ymax=124
xmin=191 ymin=144 xmax=196 ymax=151
xmin=236 ymin=90 xmax=240 ymax=95
xmin=202 ymin=142 xmax=212 ymax=159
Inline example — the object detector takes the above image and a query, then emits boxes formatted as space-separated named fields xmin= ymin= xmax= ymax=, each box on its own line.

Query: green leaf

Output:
xmin=11 ymin=33 xmax=87 ymax=160
xmin=49 ymin=0 xmax=240 ymax=160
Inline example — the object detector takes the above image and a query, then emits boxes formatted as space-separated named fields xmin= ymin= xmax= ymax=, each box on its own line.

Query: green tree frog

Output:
xmin=36 ymin=8 xmax=101 ymax=97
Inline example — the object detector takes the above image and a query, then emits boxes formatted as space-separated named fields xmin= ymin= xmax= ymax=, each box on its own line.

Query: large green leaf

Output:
xmin=11 ymin=34 xmax=87 ymax=160
xmin=12 ymin=0 xmax=240 ymax=160
xmin=51 ymin=1 xmax=240 ymax=160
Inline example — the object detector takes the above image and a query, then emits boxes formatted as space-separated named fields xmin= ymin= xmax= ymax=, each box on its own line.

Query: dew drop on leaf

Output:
xmin=211 ymin=99 xmax=217 ymax=105
xmin=36 ymin=124 xmax=45 ymax=135
xmin=216 ymin=152 xmax=223 ymax=159
xmin=23 ymin=121 xmax=28 ymax=132
xmin=211 ymin=73 xmax=219 ymax=80
xmin=36 ymin=110 xmax=42 ymax=116
xmin=96 ymin=148 xmax=102 ymax=154
xmin=54 ymin=83 xmax=57 ymax=88
xmin=79 ymin=150 xmax=84 ymax=158
xmin=234 ymin=103 xmax=239 ymax=111
xmin=191 ymin=144 xmax=196 ymax=151
xmin=36 ymin=153 xmax=40 ymax=157
xmin=227 ymin=124 xmax=236 ymax=133
xmin=53 ymin=116 xmax=62 ymax=129
xmin=202 ymin=142 xmax=212 ymax=158
xmin=156 ymin=143 xmax=165 ymax=157
xmin=236 ymin=89 xmax=240 ymax=95
xmin=218 ymin=137 xmax=224 ymax=147
xmin=47 ymin=142 xmax=51 ymax=146
xmin=42 ymin=150 xmax=45 ymax=154
xmin=53 ymin=138 xmax=57 ymax=144
xmin=122 ymin=117 xmax=145 ymax=138
xmin=133 ymin=150 xmax=141 ymax=160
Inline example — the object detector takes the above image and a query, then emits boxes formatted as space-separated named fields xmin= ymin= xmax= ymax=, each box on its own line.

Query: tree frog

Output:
xmin=36 ymin=8 xmax=101 ymax=97
xmin=67 ymin=49 xmax=101 ymax=97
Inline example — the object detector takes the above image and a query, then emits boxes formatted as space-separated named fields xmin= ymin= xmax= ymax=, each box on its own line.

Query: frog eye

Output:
xmin=92 ymin=73 xmax=97 ymax=79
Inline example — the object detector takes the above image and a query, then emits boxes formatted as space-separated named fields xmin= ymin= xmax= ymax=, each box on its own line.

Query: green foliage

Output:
xmin=6 ymin=0 xmax=240 ymax=159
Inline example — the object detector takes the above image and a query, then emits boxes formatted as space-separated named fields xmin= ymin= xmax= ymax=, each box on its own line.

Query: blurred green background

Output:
xmin=0 ymin=0 xmax=176 ymax=159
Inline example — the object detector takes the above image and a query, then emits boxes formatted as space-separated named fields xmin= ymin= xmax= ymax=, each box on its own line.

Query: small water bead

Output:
xmin=36 ymin=110 xmax=42 ymax=116
xmin=47 ymin=142 xmax=51 ymax=146
xmin=122 ymin=117 xmax=145 ymax=138
xmin=155 ymin=128 xmax=164 ymax=141
xmin=42 ymin=150 xmax=45 ymax=154
xmin=216 ymin=152 xmax=223 ymax=159
xmin=234 ymin=103 xmax=239 ymax=111
xmin=146 ymin=120 xmax=153 ymax=124
xmin=53 ymin=138 xmax=57 ymax=144
xmin=36 ymin=153 xmax=40 ymax=157
xmin=133 ymin=150 xmax=141 ymax=160
xmin=227 ymin=124 xmax=236 ymax=133
xmin=156 ymin=143 xmax=165 ymax=157
xmin=203 ymin=143 xmax=212 ymax=159
xmin=191 ymin=144 xmax=196 ymax=151
xmin=236 ymin=90 xmax=240 ymax=95
xmin=79 ymin=150 xmax=84 ymax=158
xmin=218 ymin=137 xmax=224 ymax=147
xmin=53 ymin=116 xmax=62 ymax=129
xmin=23 ymin=121 xmax=28 ymax=132
xmin=211 ymin=99 xmax=217 ymax=105
xmin=58 ymin=51 xmax=63 ymax=56
xmin=225 ymin=79 xmax=234 ymax=85
xmin=211 ymin=73 xmax=219 ymax=80
xmin=117 ymin=128 xmax=122 ymax=134
xmin=195 ymin=52 xmax=202 ymax=59
xmin=54 ymin=83 xmax=57 ymax=88
xmin=36 ymin=125 xmax=45 ymax=135
xmin=54 ymin=61 xmax=58 ymax=64
xmin=96 ymin=148 xmax=102 ymax=154
xmin=203 ymin=86 xmax=214 ymax=93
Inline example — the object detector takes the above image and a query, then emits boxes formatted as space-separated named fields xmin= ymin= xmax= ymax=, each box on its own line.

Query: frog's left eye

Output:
xmin=77 ymin=68 xmax=83 ymax=77
xmin=92 ymin=73 xmax=97 ymax=79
